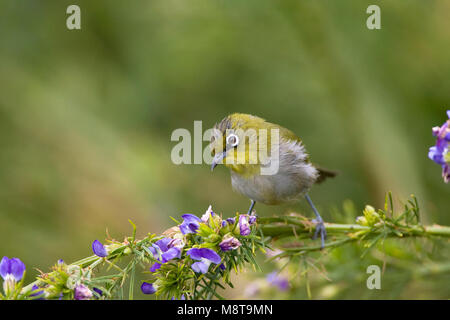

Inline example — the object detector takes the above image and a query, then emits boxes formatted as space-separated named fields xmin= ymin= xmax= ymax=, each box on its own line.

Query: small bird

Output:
xmin=210 ymin=113 xmax=336 ymax=248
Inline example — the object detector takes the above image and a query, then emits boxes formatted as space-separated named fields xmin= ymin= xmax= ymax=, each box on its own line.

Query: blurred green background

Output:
xmin=0 ymin=0 xmax=449 ymax=299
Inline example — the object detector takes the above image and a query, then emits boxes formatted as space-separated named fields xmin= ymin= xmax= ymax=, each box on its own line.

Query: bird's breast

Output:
xmin=229 ymin=139 xmax=318 ymax=205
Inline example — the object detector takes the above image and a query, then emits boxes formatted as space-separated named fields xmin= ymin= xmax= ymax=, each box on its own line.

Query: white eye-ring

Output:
xmin=226 ymin=133 xmax=239 ymax=147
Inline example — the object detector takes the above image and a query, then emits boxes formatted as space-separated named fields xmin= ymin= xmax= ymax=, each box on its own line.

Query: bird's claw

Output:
xmin=312 ymin=219 xmax=327 ymax=249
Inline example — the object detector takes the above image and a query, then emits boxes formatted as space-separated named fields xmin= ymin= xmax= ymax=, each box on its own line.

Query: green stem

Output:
xmin=258 ymin=217 xmax=450 ymax=238
xmin=21 ymin=237 xmax=152 ymax=294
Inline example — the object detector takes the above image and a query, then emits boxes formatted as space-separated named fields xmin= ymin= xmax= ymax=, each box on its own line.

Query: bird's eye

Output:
xmin=226 ymin=133 xmax=239 ymax=147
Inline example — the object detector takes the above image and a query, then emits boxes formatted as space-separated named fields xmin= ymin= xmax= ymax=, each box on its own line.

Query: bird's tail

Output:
xmin=315 ymin=167 xmax=338 ymax=184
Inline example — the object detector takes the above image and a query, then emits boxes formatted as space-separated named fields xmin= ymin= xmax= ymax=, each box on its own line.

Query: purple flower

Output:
xmin=239 ymin=215 xmax=251 ymax=236
xmin=171 ymin=294 xmax=186 ymax=300
xmin=141 ymin=282 xmax=156 ymax=294
xmin=179 ymin=214 xmax=202 ymax=234
xmin=92 ymin=240 xmax=108 ymax=257
xmin=266 ymin=272 xmax=290 ymax=291
xmin=74 ymin=284 xmax=93 ymax=300
xmin=0 ymin=256 xmax=26 ymax=283
xmin=186 ymin=248 xmax=221 ymax=274
xmin=249 ymin=214 xmax=257 ymax=225
xmin=219 ymin=236 xmax=241 ymax=252
xmin=148 ymin=237 xmax=182 ymax=272
xmin=429 ymin=110 xmax=450 ymax=183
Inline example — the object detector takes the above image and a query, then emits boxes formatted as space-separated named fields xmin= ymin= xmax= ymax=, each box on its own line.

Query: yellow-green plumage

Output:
xmin=210 ymin=113 xmax=335 ymax=205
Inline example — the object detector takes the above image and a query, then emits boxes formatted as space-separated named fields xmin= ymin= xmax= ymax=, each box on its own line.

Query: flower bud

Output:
xmin=238 ymin=215 xmax=251 ymax=236
xmin=201 ymin=205 xmax=214 ymax=223
xmin=219 ymin=235 xmax=241 ymax=252
xmin=74 ymin=284 xmax=93 ymax=300
xmin=363 ymin=205 xmax=381 ymax=225
xmin=356 ymin=216 xmax=368 ymax=226
xmin=141 ymin=282 xmax=157 ymax=294
xmin=92 ymin=240 xmax=108 ymax=257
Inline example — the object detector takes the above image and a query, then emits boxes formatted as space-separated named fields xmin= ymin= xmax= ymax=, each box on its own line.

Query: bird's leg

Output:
xmin=247 ymin=200 xmax=256 ymax=215
xmin=305 ymin=194 xmax=326 ymax=249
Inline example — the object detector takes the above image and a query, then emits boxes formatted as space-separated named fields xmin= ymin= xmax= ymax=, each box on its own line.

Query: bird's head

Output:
xmin=210 ymin=113 xmax=293 ymax=176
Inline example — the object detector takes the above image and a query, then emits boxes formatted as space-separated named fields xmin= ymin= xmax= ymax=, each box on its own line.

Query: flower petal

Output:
xmin=445 ymin=132 xmax=450 ymax=142
xmin=179 ymin=214 xmax=202 ymax=234
xmin=148 ymin=244 xmax=162 ymax=260
xmin=181 ymin=214 xmax=202 ymax=224
xmin=191 ymin=261 xmax=210 ymax=274
xmin=226 ymin=218 xmax=236 ymax=225
xmin=0 ymin=256 xmax=10 ymax=280
xmin=9 ymin=258 xmax=26 ymax=281
xmin=92 ymin=240 xmax=108 ymax=258
xmin=219 ymin=236 xmax=241 ymax=252
xmin=239 ymin=215 xmax=251 ymax=236
xmin=141 ymin=282 xmax=156 ymax=294
xmin=161 ymin=247 xmax=181 ymax=263
xmin=201 ymin=206 xmax=214 ymax=222
xmin=150 ymin=262 xmax=162 ymax=272
xmin=155 ymin=238 xmax=172 ymax=252
xmin=74 ymin=284 xmax=93 ymax=300
xmin=186 ymin=248 xmax=221 ymax=264
xmin=168 ymin=238 xmax=185 ymax=250
xmin=179 ymin=223 xmax=193 ymax=235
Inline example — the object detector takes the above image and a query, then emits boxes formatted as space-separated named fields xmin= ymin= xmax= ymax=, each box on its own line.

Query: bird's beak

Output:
xmin=211 ymin=151 xmax=227 ymax=171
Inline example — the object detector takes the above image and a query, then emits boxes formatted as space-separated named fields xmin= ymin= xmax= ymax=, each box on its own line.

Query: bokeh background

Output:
xmin=0 ymin=0 xmax=449 ymax=299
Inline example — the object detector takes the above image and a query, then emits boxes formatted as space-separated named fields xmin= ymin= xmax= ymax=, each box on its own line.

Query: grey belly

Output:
xmin=230 ymin=167 xmax=316 ymax=205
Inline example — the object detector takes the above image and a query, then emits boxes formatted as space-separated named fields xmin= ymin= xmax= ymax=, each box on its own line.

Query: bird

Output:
xmin=209 ymin=113 xmax=336 ymax=248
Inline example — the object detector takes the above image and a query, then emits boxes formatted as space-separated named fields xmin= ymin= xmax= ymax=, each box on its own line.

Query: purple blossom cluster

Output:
xmin=140 ymin=206 xmax=257 ymax=296
xmin=428 ymin=110 xmax=450 ymax=183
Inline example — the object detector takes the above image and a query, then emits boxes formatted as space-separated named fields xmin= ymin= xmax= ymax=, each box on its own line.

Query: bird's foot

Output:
xmin=246 ymin=200 xmax=256 ymax=215
xmin=312 ymin=218 xmax=327 ymax=249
